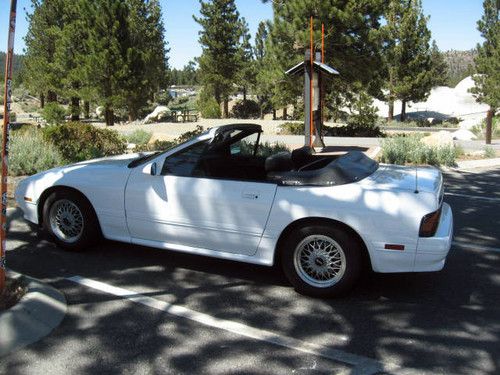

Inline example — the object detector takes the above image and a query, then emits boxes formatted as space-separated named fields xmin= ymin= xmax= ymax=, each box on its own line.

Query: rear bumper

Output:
xmin=414 ymin=202 xmax=453 ymax=271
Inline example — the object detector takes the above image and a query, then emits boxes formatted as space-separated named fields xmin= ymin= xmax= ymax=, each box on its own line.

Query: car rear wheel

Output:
xmin=43 ymin=190 xmax=100 ymax=251
xmin=281 ymin=224 xmax=362 ymax=297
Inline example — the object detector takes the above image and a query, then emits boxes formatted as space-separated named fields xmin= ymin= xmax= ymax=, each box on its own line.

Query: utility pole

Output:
xmin=1 ymin=0 xmax=18 ymax=292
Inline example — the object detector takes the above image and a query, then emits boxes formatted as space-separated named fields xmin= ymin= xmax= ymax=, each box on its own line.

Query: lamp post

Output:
xmin=0 ymin=0 xmax=18 ymax=292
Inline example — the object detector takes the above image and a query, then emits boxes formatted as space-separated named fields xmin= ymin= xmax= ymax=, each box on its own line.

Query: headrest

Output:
xmin=291 ymin=146 xmax=316 ymax=168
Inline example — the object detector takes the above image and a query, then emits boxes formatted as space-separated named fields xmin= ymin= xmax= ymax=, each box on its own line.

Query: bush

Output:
xmin=279 ymin=122 xmax=303 ymax=135
xmin=231 ymin=100 xmax=260 ymax=119
xmin=343 ymin=92 xmax=382 ymax=137
xmin=380 ymin=135 xmax=460 ymax=166
xmin=256 ymin=142 xmax=290 ymax=157
xmin=41 ymin=102 xmax=67 ymax=125
xmin=43 ymin=122 xmax=126 ymax=162
xmin=8 ymin=128 xmax=65 ymax=176
xmin=471 ymin=116 xmax=500 ymax=139
xmin=134 ymin=140 xmax=177 ymax=153
xmin=198 ymin=88 xmax=221 ymax=119
xmin=125 ymin=129 xmax=152 ymax=145
xmin=156 ymin=91 xmax=173 ymax=106
xmin=484 ymin=146 xmax=496 ymax=158
xmin=175 ymin=125 xmax=205 ymax=144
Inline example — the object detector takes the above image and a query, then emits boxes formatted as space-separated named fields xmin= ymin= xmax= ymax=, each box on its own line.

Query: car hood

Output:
xmin=69 ymin=153 xmax=149 ymax=168
xmin=367 ymin=164 xmax=443 ymax=195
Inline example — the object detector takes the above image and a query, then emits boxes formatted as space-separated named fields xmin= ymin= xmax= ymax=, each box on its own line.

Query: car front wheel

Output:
xmin=43 ymin=190 xmax=100 ymax=251
xmin=281 ymin=224 xmax=362 ymax=297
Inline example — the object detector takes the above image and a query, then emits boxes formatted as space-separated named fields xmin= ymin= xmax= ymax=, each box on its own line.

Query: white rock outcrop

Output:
xmin=144 ymin=106 xmax=170 ymax=124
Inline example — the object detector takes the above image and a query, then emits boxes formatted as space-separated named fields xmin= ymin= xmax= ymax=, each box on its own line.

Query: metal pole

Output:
xmin=1 ymin=0 xmax=18 ymax=292
xmin=309 ymin=16 xmax=314 ymax=148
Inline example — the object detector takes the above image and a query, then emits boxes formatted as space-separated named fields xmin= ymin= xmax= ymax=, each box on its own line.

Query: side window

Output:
xmin=230 ymin=132 xmax=259 ymax=156
xmin=161 ymin=141 xmax=208 ymax=177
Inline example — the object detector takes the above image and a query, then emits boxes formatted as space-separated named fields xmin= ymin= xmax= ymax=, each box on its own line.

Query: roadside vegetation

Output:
xmin=380 ymin=134 xmax=462 ymax=166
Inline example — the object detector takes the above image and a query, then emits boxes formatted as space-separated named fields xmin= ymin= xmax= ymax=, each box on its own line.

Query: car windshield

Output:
xmin=128 ymin=131 xmax=210 ymax=168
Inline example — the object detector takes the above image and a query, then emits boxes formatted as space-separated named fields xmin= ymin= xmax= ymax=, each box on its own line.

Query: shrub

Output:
xmin=125 ymin=129 xmax=152 ymax=145
xmin=41 ymin=102 xmax=67 ymax=125
xmin=471 ymin=116 xmax=500 ymax=139
xmin=484 ymin=146 xmax=496 ymax=158
xmin=43 ymin=122 xmax=126 ymax=162
xmin=175 ymin=125 xmax=205 ymax=143
xmin=156 ymin=91 xmax=173 ymax=106
xmin=279 ymin=122 xmax=303 ymax=135
xmin=197 ymin=88 xmax=221 ymax=119
xmin=256 ymin=142 xmax=290 ymax=157
xmin=380 ymin=135 xmax=459 ymax=166
xmin=231 ymin=100 xmax=260 ymax=119
xmin=8 ymin=128 xmax=65 ymax=176
xmin=134 ymin=140 xmax=177 ymax=153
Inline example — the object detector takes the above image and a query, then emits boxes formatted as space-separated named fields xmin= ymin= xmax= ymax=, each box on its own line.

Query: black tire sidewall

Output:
xmin=42 ymin=190 xmax=99 ymax=251
xmin=281 ymin=224 xmax=362 ymax=297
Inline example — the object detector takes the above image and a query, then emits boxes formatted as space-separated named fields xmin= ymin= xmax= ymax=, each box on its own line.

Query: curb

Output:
xmin=454 ymin=157 xmax=500 ymax=170
xmin=0 ymin=271 xmax=67 ymax=357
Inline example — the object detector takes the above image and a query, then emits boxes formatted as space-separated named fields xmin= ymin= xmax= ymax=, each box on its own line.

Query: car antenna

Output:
xmin=414 ymin=165 xmax=419 ymax=194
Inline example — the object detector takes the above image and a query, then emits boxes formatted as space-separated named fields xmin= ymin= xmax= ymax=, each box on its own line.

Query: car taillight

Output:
xmin=419 ymin=206 xmax=442 ymax=237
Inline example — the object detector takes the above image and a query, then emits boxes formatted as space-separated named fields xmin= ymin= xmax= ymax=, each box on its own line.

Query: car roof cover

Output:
xmin=268 ymin=151 xmax=378 ymax=186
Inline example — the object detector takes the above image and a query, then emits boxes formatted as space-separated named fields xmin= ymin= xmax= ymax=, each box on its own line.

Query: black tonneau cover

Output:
xmin=268 ymin=151 xmax=378 ymax=186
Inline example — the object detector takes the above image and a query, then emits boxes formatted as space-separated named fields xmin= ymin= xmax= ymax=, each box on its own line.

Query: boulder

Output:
xmin=451 ymin=129 xmax=477 ymax=141
xmin=148 ymin=133 xmax=174 ymax=145
xmin=95 ymin=106 xmax=104 ymax=118
xmin=144 ymin=106 xmax=170 ymax=124
xmin=421 ymin=131 xmax=454 ymax=147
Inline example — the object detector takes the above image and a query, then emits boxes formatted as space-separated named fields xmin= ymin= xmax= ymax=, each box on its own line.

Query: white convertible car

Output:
xmin=15 ymin=124 xmax=453 ymax=296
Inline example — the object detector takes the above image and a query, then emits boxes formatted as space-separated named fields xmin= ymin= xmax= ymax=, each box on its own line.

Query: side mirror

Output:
xmin=150 ymin=162 xmax=158 ymax=176
xmin=142 ymin=162 xmax=158 ymax=176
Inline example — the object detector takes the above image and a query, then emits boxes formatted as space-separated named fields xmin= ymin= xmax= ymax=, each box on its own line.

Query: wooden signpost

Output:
xmin=1 ymin=0 xmax=18 ymax=292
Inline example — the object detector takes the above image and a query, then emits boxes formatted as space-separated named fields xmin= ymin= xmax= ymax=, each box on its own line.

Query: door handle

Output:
xmin=242 ymin=192 xmax=259 ymax=199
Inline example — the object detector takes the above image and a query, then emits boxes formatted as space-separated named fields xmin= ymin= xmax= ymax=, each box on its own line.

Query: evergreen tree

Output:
xmin=384 ymin=0 xmax=440 ymax=121
xmin=237 ymin=17 xmax=256 ymax=102
xmin=194 ymin=0 xmax=243 ymax=118
xmin=80 ymin=0 xmax=131 ymax=126
xmin=254 ymin=21 xmax=273 ymax=118
xmin=261 ymin=0 xmax=386 ymax=120
xmin=472 ymin=0 xmax=499 ymax=144
xmin=24 ymin=0 xmax=66 ymax=107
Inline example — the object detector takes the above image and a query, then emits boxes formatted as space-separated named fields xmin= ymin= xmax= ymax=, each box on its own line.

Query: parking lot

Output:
xmin=1 ymin=167 xmax=499 ymax=375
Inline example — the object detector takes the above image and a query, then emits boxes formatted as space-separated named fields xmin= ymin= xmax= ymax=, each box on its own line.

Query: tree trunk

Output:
xmin=485 ymin=108 xmax=493 ymax=145
xmin=70 ymin=97 xmax=80 ymax=121
xmin=388 ymin=100 xmax=394 ymax=122
xmin=40 ymin=93 xmax=45 ymax=109
xmin=105 ymin=106 xmax=114 ymax=126
xmin=243 ymin=87 xmax=247 ymax=102
xmin=84 ymin=101 xmax=90 ymax=119
xmin=400 ymin=100 xmax=407 ymax=122
xmin=47 ymin=91 xmax=57 ymax=103
xmin=282 ymin=107 xmax=288 ymax=120
xmin=260 ymin=107 xmax=264 ymax=120
xmin=273 ymin=109 xmax=276 ymax=120
xmin=223 ymin=100 xmax=229 ymax=119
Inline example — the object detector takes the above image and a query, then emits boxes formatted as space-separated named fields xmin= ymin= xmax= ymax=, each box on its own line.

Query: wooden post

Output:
xmin=1 ymin=0 xmax=17 ymax=292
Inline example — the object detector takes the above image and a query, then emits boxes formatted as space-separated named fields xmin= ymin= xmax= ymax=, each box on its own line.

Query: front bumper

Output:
xmin=14 ymin=181 xmax=39 ymax=224
xmin=414 ymin=202 xmax=453 ymax=271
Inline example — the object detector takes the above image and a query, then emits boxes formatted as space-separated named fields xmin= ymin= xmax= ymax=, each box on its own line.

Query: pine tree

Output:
xmin=24 ymin=0 xmax=66 ymax=107
xmin=194 ymin=0 xmax=243 ymax=118
xmin=254 ymin=21 xmax=273 ymax=119
xmin=472 ymin=0 xmax=499 ymax=144
xmin=237 ymin=17 xmax=256 ymax=102
xmin=80 ymin=0 xmax=131 ymax=126
xmin=261 ymin=0 xmax=386 ymax=120
xmin=384 ymin=0 xmax=440 ymax=121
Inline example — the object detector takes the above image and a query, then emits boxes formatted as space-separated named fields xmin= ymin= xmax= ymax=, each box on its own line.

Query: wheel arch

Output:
xmin=37 ymin=185 xmax=101 ymax=233
xmin=274 ymin=217 xmax=373 ymax=271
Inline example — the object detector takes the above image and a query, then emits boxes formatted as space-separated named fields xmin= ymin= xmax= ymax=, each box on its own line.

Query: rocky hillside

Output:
xmin=442 ymin=49 xmax=476 ymax=87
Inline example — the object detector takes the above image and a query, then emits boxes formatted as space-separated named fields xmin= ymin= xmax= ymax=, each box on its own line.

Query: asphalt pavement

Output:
xmin=1 ymin=167 xmax=499 ymax=375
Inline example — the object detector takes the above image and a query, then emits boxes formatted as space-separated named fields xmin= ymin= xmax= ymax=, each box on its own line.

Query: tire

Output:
xmin=281 ymin=224 xmax=362 ymax=297
xmin=42 ymin=189 xmax=100 ymax=251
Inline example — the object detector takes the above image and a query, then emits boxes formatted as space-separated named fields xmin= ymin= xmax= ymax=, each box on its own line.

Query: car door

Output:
xmin=125 ymin=140 xmax=277 ymax=256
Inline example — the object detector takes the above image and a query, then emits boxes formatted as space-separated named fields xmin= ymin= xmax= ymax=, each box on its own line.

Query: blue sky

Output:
xmin=1 ymin=0 xmax=484 ymax=69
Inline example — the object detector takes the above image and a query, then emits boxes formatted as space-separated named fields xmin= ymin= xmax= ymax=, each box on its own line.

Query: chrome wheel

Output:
xmin=49 ymin=199 xmax=84 ymax=243
xmin=293 ymin=235 xmax=347 ymax=288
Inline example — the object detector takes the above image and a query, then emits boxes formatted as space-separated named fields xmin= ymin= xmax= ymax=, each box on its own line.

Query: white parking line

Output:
xmin=452 ymin=241 xmax=500 ymax=254
xmin=67 ymin=275 xmax=406 ymax=375
xmin=445 ymin=192 xmax=500 ymax=202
